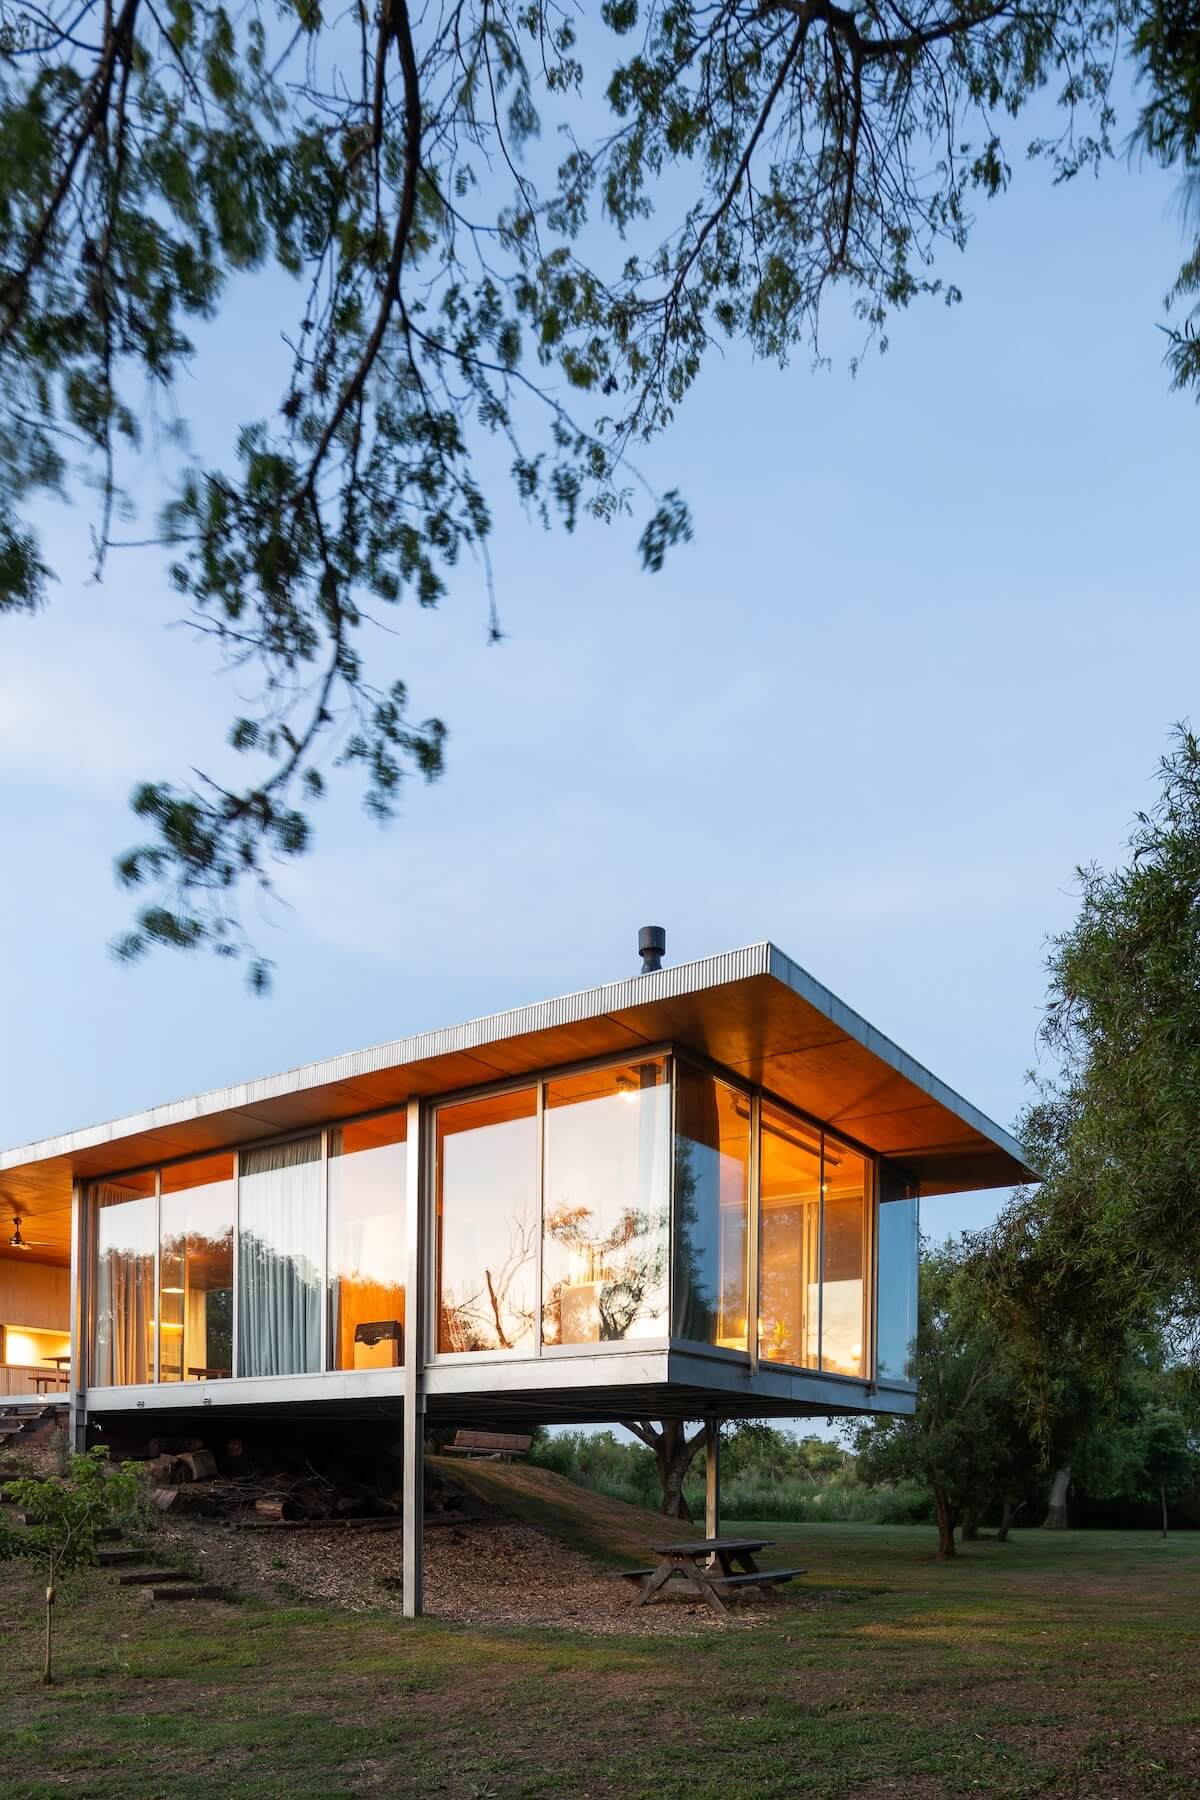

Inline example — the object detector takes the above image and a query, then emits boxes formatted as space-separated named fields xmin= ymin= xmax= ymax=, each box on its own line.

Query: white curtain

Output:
xmin=236 ymin=1137 xmax=322 ymax=1376
xmin=93 ymin=1185 xmax=154 ymax=1385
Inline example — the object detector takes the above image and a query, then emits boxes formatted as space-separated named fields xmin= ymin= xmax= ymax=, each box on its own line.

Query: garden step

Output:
xmin=96 ymin=1546 xmax=153 ymax=1566
xmin=139 ymin=1582 xmax=227 ymax=1603
xmin=118 ymin=1568 xmax=196 ymax=1586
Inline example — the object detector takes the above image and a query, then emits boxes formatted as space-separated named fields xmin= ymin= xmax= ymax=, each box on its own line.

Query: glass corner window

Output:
xmin=820 ymin=1138 xmax=868 ymax=1378
xmin=876 ymin=1162 xmax=919 ymax=1384
xmin=542 ymin=1058 xmax=670 ymax=1347
xmin=671 ymin=1063 xmax=749 ymax=1350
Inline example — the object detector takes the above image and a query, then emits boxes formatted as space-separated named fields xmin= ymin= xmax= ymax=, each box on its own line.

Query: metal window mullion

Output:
xmin=747 ymin=1091 xmax=761 ymax=1375
xmin=816 ymin=1135 xmax=825 ymax=1373
xmin=534 ymin=1082 xmax=545 ymax=1356
xmin=667 ymin=1053 xmax=677 ymax=1342
xmin=152 ymin=1169 xmax=162 ymax=1385
xmin=871 ymin=1158 xmax=882 ymax=1385
xmin=318 ymin=1128 xmax=329 ymax=1375
xmin=232 ymin=1149 xmax=241 ymax=1379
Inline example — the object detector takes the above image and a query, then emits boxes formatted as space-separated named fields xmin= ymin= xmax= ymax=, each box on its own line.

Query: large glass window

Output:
xmin=328 ymin=1113 xmax=406 ymax=1370
xmin=758 ymin=1106 xmax=821 ymax=1368
xmin=92 ymin=1174 xmax=156 ymax=1386
xmin=876 ymin=1163 xmax=919 ymax=1384
xmin=542 ymin=1059 xmax=670 ymax=1346
xmin=672 ymin=1065 xmax=749 ymax=1349
xmin=237 ymin=1136 xmax=322 ymax=1377
xmin=820 ymin=1138 xmax=868 ymax=1377
xmin=159 ymin=1155 xmax=234 ymax=1382
xmin=437 ymin=1089 xmax=538 ymax=1353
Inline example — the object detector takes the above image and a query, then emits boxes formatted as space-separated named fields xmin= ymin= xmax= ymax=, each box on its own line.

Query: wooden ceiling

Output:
xmin=0 ymin=943 xmax=1034 ymax=1221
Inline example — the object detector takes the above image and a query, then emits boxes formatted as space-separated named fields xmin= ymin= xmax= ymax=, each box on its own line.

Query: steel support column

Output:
xmin=704 ymin=1418 xmax=720 ymax=1541
xmin=402 ymin=1096 xmax=425 ymax=1619
xmin=67 ymin=1180 xmax=87 ymax=1453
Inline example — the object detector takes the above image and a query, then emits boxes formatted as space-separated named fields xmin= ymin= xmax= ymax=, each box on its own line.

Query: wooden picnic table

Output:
xmin=619 ymin=1536 xmax=804 ymax=1618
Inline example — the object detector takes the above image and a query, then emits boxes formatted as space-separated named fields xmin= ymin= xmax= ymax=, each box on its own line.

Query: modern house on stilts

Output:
xmin=0 ymin=935 xmax=1031 ymax=1613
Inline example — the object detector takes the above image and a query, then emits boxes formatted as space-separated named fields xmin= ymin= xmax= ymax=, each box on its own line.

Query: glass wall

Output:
xmin=672 ymin=1064 xmax=749 ymax=1349
xmin=92 ymin=1174 xmax=157 ymax=1386
xmin=328 ymin=1113 xmax=406 ymax=1370
xmin=820 ymin=1140 xmax=868 ymax=1377
xmin=237 ymin=1136 xmax=323 ymax=1377
xmin=758 ymin=1105 xmax=821 ymax=1368
xmin=876 ymin=1162 xmax=919 ymax=1385
xmin=542 ymin=1059 xmax=669 ymax=1346
xmin=159 ymin=1154 xmax=234 ymax=1382
xmin=436 ymin=1089 xmax=538 ymax=1353
xmin=86 ymin=1051 xmax=901 ymax=1388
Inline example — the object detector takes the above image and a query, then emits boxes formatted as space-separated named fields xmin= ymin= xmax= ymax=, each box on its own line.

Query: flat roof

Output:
xmin=0 ymin=942 xmax=1034 ymax=1230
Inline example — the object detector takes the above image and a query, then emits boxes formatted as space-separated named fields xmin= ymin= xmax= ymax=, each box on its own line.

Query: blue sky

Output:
xmin=1 ymin=71 xmax=1196 ymax=1258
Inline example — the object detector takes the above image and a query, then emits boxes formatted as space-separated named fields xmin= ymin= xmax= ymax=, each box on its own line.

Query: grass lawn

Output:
xmin=1 ymin=1520 xmax=1197 ymax=1799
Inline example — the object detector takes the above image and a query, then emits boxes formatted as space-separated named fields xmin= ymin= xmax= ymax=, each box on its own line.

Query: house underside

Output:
xmin=0 ymin=941 xmax=1032 ymax=1611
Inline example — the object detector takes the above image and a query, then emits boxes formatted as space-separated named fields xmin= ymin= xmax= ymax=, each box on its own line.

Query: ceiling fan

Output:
xmin=7 ymin=1212 xmax=55 ymax=1251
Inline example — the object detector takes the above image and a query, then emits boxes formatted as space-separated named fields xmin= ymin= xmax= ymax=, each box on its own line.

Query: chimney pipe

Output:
xmin=638 ymin=925 xmax=666 ymax=974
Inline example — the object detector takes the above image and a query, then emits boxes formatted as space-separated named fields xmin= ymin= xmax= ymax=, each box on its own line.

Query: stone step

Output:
xmin=96 ymin=1546 xmax=153 ymax=1567
xmin=140 ymin=1583 xmax=227 ymax=1604
xmin=118 ymin=1567 xmax=197 ymax=1586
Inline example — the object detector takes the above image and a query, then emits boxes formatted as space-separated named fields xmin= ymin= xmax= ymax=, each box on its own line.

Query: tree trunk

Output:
xmin=961 ymin=1506 xmax=980 ymax=1541
xmin=623 ymin=1419 xmax=708 ymax=1519
xmin=1161 ymin=1484 xmax=1169 ymax=1540
xmin=1042 ymin=1466 xmax=1071 ymax=1530
xmin=933 ymin=1486 xmax=957 ymax=1560
xmin=996 ymin=1495 xmax=1022 ymax=1543
xmin=43 ymin=1583 xmax=55 ymax=1685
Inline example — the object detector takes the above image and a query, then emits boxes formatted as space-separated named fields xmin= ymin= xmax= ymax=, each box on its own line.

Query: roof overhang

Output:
xmin=0 ymin=942 xmax=1035 ymax=1230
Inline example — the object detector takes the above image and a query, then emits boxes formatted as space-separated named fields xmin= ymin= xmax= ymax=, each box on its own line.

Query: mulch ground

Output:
xmin=155 ymin=1506 xmax=828 ymax=1636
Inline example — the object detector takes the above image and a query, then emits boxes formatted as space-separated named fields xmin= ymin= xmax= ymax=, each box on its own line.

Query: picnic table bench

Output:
xmin=443 ymin=1429 xmax=532 ymax=1461
xmin=616 ymin=1536 xmax=804 ymax=1618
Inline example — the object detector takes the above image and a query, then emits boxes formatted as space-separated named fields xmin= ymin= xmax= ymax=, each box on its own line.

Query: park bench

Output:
xmin=443 ymin=1429 xmax=532 ymax=1461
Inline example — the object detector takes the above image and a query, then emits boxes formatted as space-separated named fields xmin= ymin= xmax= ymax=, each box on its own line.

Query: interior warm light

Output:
xmin=160 ymin=1286 xmax=185 ymax=1295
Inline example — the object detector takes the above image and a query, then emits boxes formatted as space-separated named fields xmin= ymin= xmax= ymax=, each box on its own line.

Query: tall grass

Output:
xmin=704 ymin=1476 xmax=933 ymax=1525
xmin=529 ymin=1430 xmax=933 ymax=1524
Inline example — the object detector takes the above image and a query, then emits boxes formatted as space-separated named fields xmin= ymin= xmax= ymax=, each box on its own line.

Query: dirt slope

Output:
xmin=429 ymin=1454 xmax=693 ymax=1565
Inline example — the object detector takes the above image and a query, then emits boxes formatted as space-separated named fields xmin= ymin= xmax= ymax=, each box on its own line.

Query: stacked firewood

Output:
xmin=142 ymin=1434 xmax=468 ymax=1527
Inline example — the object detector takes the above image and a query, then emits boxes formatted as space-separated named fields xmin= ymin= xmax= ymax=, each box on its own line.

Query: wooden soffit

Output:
xmin=0 ymin=943 xmax=1034 ymax=1219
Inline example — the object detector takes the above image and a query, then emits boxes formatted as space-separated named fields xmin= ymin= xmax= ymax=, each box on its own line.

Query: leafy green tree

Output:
xmin=984 ymin=727 xmax=1200 ymax=1438
xmin=0 ymin=1446 xmax=146 ymax=1683
xmin=854 ymin=1243 xmax=1038 ymax=1557
xmin=0 ymin=0 xmax=1128 ymax=981
xmin=1132 ymin=0 xmax=1200 ymax=392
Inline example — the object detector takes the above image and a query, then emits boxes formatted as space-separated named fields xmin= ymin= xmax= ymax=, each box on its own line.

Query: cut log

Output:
xmin=176 ymin=1450 xmax=218 ymax=1482
xmin=146 ymin=1454 xmax=187 ymax=1485
xmin=254 ymin=1497 xmax=296 ymax=1521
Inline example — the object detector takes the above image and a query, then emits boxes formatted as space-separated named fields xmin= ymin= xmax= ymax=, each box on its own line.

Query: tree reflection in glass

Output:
xmin=542 ymin=1060 xmax=669 ymax=1346
xmin=437 ymin=1090 xmax=538 ymax=1353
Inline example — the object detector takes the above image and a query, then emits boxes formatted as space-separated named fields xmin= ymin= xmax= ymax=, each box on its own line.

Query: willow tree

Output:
xmin=0 ymin=0 xmax=1127 ymax=980
xmin=983 ymin=727 xmax=1200 ymax=1506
